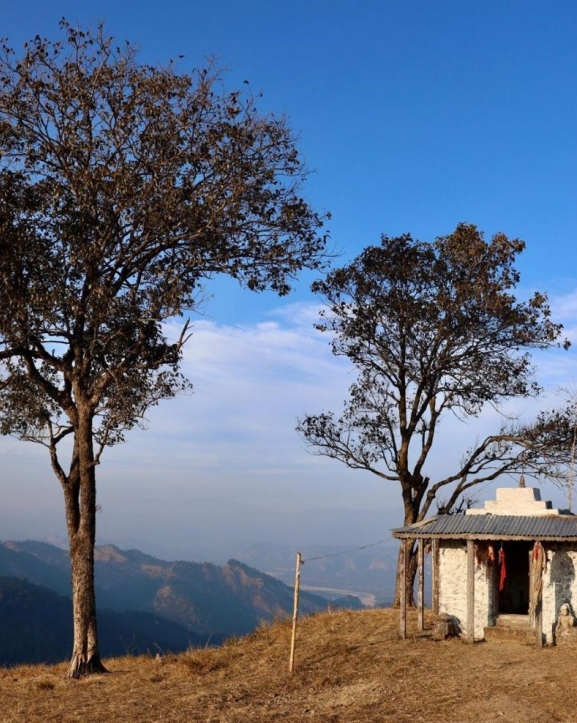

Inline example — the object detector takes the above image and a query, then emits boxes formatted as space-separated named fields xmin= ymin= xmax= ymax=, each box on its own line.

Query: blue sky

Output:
xmin=2 ymin=2 xmax=577 ymax=562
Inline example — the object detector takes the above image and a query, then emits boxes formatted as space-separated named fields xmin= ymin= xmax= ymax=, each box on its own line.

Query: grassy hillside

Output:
xmin=2 ymin=608 xmax=577 ymax=722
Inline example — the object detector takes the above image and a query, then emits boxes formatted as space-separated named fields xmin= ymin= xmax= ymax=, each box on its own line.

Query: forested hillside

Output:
xmin=0 ymin=576 xmax=205 ymax=665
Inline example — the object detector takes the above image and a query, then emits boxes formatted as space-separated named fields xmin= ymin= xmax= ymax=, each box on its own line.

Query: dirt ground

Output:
xmin=1 ymin=608 xmax=576 ymax=722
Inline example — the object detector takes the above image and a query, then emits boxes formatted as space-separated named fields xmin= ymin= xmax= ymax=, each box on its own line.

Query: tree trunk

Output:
xmin=393 ymin=498 xmax=420 ymax=607
xmin=67 ymin=529 xmax=106 ymax=677
xmin=393 ymin=541 xmax=418 ymax=608
xmin=63 ymin=410 xmax=108 ymax=679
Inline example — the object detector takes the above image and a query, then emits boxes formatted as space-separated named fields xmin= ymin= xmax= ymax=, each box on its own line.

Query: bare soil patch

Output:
xmin=1 ymin=608 xmax=575 ymax=722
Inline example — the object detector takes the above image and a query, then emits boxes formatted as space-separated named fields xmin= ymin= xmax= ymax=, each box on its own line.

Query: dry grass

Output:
xmin=1 ymin=608 xmax=576 ymax=722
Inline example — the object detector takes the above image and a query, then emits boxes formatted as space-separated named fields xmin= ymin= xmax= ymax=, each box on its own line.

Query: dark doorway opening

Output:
xmin=498 ymin=541 xmax=531 ymax=614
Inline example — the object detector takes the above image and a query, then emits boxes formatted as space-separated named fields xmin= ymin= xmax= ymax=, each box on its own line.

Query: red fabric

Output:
xmin=498 ymin=548 xmax=506 ymax=592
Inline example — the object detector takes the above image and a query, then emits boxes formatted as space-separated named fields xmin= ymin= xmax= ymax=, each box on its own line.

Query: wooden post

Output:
xmin=535 ymin=596 xmax=543 ymax=648
xmin=529 ymin=542 xmax=544 ymax=648
xmin=289 ymin=552 xmax=302 ymax=673
xmin=417 ymin=538 xmax=425 ymax=632
xmin=399 ymin=538 xmax=408 ymax=639
xmin=431 ymin=539 xmax=439 ymax=615
xmin=466 ymin=539 xmax=475 ymax=644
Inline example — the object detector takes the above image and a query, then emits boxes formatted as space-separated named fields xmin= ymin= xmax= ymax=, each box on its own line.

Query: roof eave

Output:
xmin=392 ymin=531 xmax=577 ymax=542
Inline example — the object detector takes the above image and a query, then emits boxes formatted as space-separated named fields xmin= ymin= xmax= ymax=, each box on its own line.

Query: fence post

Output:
xmin=289 ymin=551 xmax=302 ymax=673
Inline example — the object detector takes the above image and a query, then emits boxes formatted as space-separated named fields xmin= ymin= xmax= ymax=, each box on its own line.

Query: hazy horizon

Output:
xmin=3 ymin=3 xmax=577 ymax=578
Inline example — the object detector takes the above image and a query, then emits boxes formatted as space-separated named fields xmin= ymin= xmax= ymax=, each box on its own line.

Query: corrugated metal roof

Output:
xmin=392 ymin=514 xmax=577 ymax=541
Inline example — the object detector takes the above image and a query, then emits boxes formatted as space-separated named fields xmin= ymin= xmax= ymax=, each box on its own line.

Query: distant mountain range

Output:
xmin=233 ymin=541 xmax=399 ymax=604
xmin=0 ymin=540 xmax=364 ymax=665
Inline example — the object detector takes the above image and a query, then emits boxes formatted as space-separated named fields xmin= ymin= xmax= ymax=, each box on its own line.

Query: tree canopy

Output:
xmin=297 ymin=224 xmax=572 ymax=602
xmin=0 ymin=21 xmax=328 ymax=676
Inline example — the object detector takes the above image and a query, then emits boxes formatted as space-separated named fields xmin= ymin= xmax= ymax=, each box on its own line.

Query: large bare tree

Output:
xmin=0 ymin=22 xmax=328 ymax=677
xmin=297 ymin=224 xmax=572 ymax=605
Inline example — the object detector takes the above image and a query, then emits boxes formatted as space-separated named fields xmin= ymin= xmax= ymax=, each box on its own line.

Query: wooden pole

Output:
xmin=533 ymin=545 xmax=544 ymax=648
xmin=400 ymin=539 xmax=407 ymax=639
xmin=289 ymin=552 xmax=302 ymax=673
xmin=535 ymin=595 xmax=543 ymax=648
xmin=466 ymin=539 xmax=475 ymax=644
xmin=431 ymin=539 xmax=439 ymax=615
xmin=417 ymin=538 xmax=425 ymax=632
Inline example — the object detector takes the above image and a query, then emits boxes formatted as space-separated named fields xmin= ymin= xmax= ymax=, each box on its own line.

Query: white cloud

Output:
xmin=2 ymin=296 xmax=576 ymax=559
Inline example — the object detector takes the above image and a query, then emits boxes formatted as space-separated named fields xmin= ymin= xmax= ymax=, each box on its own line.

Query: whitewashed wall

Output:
xmin=543 ymin=545 xmax=577 ymax=644
xmin=438 ymin=541 xmax=577 ymax=643
xmin=438 ymin=541 xmax=492 ymax=640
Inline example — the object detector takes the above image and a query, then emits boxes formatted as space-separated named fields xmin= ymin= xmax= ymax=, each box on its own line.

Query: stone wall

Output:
xmin=439 ymin=541 xmax=577 ymax=644
xmin=438 ymin=541 xmax=491 ymax=640
xmin=542 ymin=545 xmax=577 ymax=644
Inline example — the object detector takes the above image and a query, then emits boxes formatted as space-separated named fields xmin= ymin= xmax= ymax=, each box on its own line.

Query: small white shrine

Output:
xmin=393 ymin=482 xmax=577 ymax=645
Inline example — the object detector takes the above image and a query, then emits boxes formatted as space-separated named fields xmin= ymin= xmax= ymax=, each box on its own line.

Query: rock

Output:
xmin=433 ymin=612 xmax=457 ymax=640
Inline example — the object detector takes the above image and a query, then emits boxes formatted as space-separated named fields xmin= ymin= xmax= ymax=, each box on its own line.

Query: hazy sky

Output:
xmin=2 ymin=2 xmax=577 ymax=562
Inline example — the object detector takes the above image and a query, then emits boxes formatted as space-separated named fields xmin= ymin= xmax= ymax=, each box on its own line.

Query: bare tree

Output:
xmin=0 ymin=22 xmax=328 ymax=677
xmin=297 ymin=224 xmax=572 ymax=605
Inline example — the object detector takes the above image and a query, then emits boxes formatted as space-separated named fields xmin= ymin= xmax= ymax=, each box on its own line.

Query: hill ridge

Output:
xmin=0 ymin=540 xmax=364 ymax=661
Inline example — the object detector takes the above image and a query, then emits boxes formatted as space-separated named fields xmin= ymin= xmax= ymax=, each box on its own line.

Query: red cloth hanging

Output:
xmin=498 ymin=547 xmax=507 ymax=592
